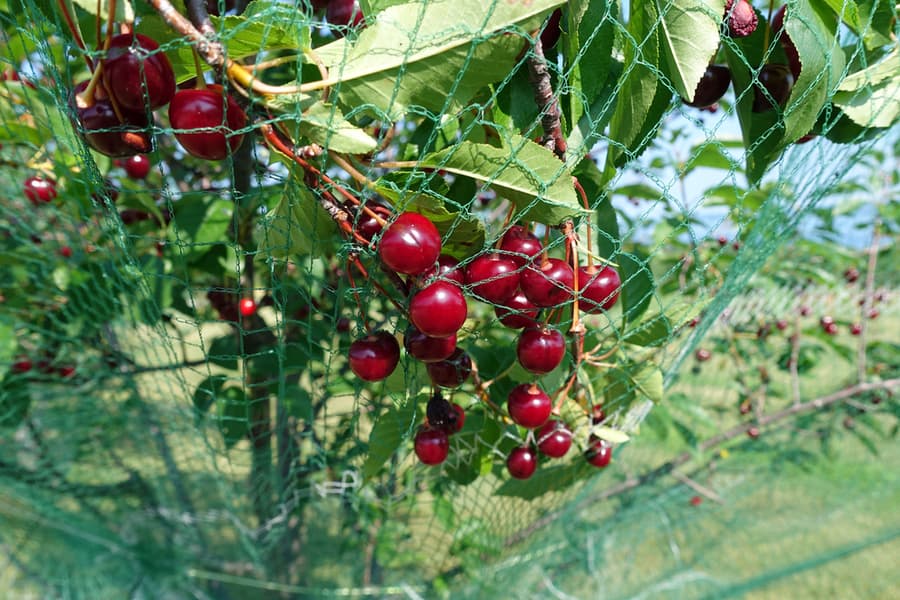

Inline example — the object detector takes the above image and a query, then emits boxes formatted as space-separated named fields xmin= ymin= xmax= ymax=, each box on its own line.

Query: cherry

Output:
xmin=465 ymin=254 xmax=519 ymax=304
xmin=506 ymin=447 xmax=538 ymax=480
xmin=772 ymin=5 xmax=801 ymax=81
xmin=431 ymin=255 xmax=465 ymax=285
xmin=23 ymin=176 xmax=57 ymax=204
xmin=868 ymin=308 xmax=879 ymax=320
xmin=591 ymin=404 xmax=606 ymax=424
xmin=326 ymin=0 xmax=365 ymax=31
xmin=239 ymin=298 xmax=257 ymax=317
xmin=404 ymin=325 xmax=456 ymax=363
xmin=59 ymin=246 xmax=72 ymax=259
xmin=723 ymin=0 xmax=757 ymax=38
xmin=695 ymin=348 xmax=711 ymax=362
xmin=414 ymin=427 xmax=449 ymax=465
xmin=850 ymin=323 xmax=862 ymax=336
xmin=820 ymin=316 xmax=834 ymax=327
xmin=353 ymin=202 xmax=391 ymax=241
xmin=336 ymin=317 xmax=351 ymax=333
xmin=426 ymin=349 xmax=472 ymax=388
xmin=378 ymin=212 xmax=442 ymax=275
xmin=747 ymin=426 xmax=760 ymax=439
xmin=494 ymin=291 xmax=539 ymax=329
xmin=520 ymin=258 xmax=574 ymax=308
xmin=684 ymin=64 xmax=731 ymax=108
xmin=449 ymin=403 xmax=465 ymax=434
xmin=752 ymin=64 xmax=794 ymax=113
xmin=12 ymin=357 xmax=32 ymax=374
xmin=102 ymin=33 xmax=176 ymax=112
xmin=540 ymin=9 xmax=563 ymax=50
xmin=536 ymin=420 xmax=572 ymax=458
xmin=409 ymin=281 xmax=468 ymax=338
xmin=775 ymin=319 xmax=788 ymax=331
xmin=843 ymin=267 xmax=860 ymax=283
xmin=507 ymin=383 xmax=552 ymax=429
xmin=426 ymin=393 xmax=465 ymax=434
xmin=690 ymin=495 xmax=703 ymax=507
xmin=499 ymin=225 xmax=542 ymax=268
xmin=348 ymin=331 xmax=400 ymax=382
xmin=121 ymin=155 xmax=151 ymax=179
xmin=799 ymin=305 xmax=811 ymax=316
xmin=516 ymin=326 xmax=566 ymax=375
xmin=579 ymin=265 xmax=621 ymax=313
xmin=57 ymin=365 xmax=76 ymax=378
xmin=168 ymin=86 xmax=247 ymax=160
xmin=585 ymin=437 xmax=612 ymax=468
xmin=717 ymin=235 xmax=728 ymax=246
xmin=71 ymin=82 xmax=152 ymax=157
xmin=739 ymin=401 xmax=751 ymax=415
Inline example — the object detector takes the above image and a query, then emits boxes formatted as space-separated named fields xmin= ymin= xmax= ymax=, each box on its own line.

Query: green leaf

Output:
xmin=259 ymin=182 xmax=340 ymax=258
xmin=0 ymin=376 xmax=30 ymax=429
xmin=618 ymin=252 xmax=654 ymax=325
xmin=589 ymin=426 xmax=630 ymax=444
xmin=629 ymin=361 xmax=663 ymax=404
xmin=314 ymin=0 xmax=564 ymax=117
xmin=495 ymin=461 xmax=592 ymax=499
xmin=193 ymin=375 xmax=228 ymax=414
xmin=563 ymin=0 xmax=616 ymax=136
xmin=656 ymin=0 xmax=725 ymax=100
xmin=362 ymin=398 xmax=418 ymax=479
xmin=417 ymin=136 xmax=584 ymax=225
xmin=604 ymin=367 xmax=635 ymax=409
xmin=169 ymin=196 xmax=233 ymax=263
xmin=217 ymin=387 xmax=249 ymax=449
xmin=71 ymin=0 xmax=132 ymax=23
xmin=833 ymin=48 xmax=900 ymax=128
xmin=0 ymin=317 xmax=15 ymax=367
xmin=208 ymin=336 xmax=240 ymax=370
xmin=292 ymin=102 xmax=377 ymax=154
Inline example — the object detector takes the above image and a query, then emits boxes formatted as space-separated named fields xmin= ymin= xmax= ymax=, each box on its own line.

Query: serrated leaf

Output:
xmin=294 ymin=102 xmax=377 ymax=154
xmin=259 ymin=182 xmax=340 ymax=258
xmin=833 ymin=49 xmax=900 ymax=128
xmin=217 ymin=387 xmax=249 ymax=449
xmin=170 ymin=196 xmax=233 ymax=263
xmin=656 ymin=0 xmax=725 ymax=100
xmin=416 ymin=136 xmax=583 ymax=225
xmin=362 ymin=398 xmax=418 ymax=479
xmin=563 ymin=0 xmax=616 ymax=136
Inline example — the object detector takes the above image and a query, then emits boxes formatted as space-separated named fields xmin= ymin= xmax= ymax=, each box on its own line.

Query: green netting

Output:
xmin=1 ymin=0 xmax=898 ymax=597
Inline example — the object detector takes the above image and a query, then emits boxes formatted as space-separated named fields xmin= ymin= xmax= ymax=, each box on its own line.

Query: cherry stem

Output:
xmin=75 ymin=63 xmax=106 ymax=108
xmin=573 ymin=177 xmax=594 ymax=269
xmin=191 ymin=48 xmax=208 ymax=89
xmin=764 ymin=0 xmax=775 ymax=51
xmin=105 ymin=0 xmax=117 ymax=48
xmin=331 ymin=152 xmax=377 ymax=194
xmin=552 ymin=369 xmax=579 ymax=414
xmin=469 ymin=360 xmax=510 ymax=420
xmin=495 ymin=204 xmax=517 ymax=249
xmin=57 ymin=0 xmax=91 ymax=69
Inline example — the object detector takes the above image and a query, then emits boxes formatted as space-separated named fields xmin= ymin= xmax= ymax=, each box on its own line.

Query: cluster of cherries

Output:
xmin=345 ymin=210 xmax=621 ymax=478
xmin=71 ymin=32 xmax=246 ymax=161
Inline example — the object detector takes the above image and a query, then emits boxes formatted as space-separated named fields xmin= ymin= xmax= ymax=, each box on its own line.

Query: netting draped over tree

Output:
xmin=1 ymin=0 xmax=898 ymax=597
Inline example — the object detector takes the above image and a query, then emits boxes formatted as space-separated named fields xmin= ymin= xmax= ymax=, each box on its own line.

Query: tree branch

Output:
xmin=526 ymin=38 xmax=566 ymax=160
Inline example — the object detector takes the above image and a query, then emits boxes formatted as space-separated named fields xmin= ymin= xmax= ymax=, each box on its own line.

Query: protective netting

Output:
xmin=1 ymin=0 xmax=898 ymax=597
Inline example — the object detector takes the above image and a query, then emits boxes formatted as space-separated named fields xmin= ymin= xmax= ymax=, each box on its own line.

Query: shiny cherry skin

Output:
xmin=507 ymin=446 xmax=538 ymax=480
xmin=404 ymin=325 xmax=456 ymax=363
xmin=409 ymin=280 xmax=467 ymax=338
xmin=378 ymin=212 xmax=442 ymax=275
xmin=585 ymin=437 xmax=612 ymax=468
xmin=12 ymin=357 xmax=32 ymax=373
xmin=685 ymin=64 xmax=731 ymax=108
xmin=122 ymin=155 xmax=151 ymax=179
xmin=71 ymin=81 xmax=152 ymax=157
xmin=448 ymin=403 xmax=465 ymax=434
xmin=520 ymin=258 xmax=574 ymax=308
xmin=516 ymin=326 xmax=566 ymax=375
xmin=580 ymin=265 xmax=621 ymax=313
xmin=536 ymin=420 xmax=573 ymax=458
xmin=102 ymin=33 xmax=176 ymax=111
xmin=169 ymin=86 xmax=247 ymax=160
xmin=465 ymin=254 xmax=519 ymax=304
xmin=326 ymin=0 xmax=365 ymax=30
xmin=426 ymin=348 xmax=472 ymax=388
xmin=507 ymin=383 xmax=552 ymax=429
xmin=494 ymin=291 xmax=539 ymax=329
xmin=23 ymin=176 xmax=57 ymax=204
xmin=431 ymin=255 xmax=466 ymax=285
xmin=540 ymin=9 xmax=562 ymax=50
xmin=752 ymin=64 xmax=794 ymax=113
xmin=348 ymin=331 xmax=400 ymax=382
xmin=414 ymin=427 xmax=449 ymax=465
xmin=239 ymin=298 xmax=257 ymax=317
xmin=499 ymin=225 xmax=542 ymax=268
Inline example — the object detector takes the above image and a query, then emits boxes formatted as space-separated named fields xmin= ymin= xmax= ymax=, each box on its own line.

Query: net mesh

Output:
xmin=1 ymin=0 xmax=898 ymax=597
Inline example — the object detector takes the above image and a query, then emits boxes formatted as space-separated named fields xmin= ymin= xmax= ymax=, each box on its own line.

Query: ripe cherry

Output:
xmin=540 ymin=9 xmax=563 ymax=50
xmin=585 ymin=437 xmax=612 ymax=468
xmin=449 ymin=403 xmax=465 ymax=433
xmin=591 ymin=404 xmax=606 ymax=424
xmin=747 ymin=426 xmax=760 ymax=439
xmin=843 ymin=267 xmax=860 ymax=283
xmin=378 ymin=212 xmax=442 ymax=275
xmin=59 ymin=246 xmax=72 ymax=258
xmin=724 ymin=0 xmax=757 ymax=38
xmin=348 ymin=331 xmax=400 ymax=382
xmin=23 ymin=176 xmax=57 ymax=204
xmin=536 ymin=420 xmax=572 ymax=458
xmin=520 ymin=258 xmax=574 ymax=308
xmin=752 ymin=64 xmax=794 ymax=113
xmin=122 ymin=155 xmax=151 ymax=179
xmin=499 ymin=225 xmax=542 ymax=268
xmin=775 ymin=319 xmax=788 ymax=331
xmin=494 ymin=291 xmax=539 ymax=329
xmin=799 ymin=305 xmax=811 ymax=316
xmin=426 ymin=348 xmax=472 ymax=388
xmin=102 ymin=33 xmax=176 ymax=111
xmin=465 ymin=254 xmax=519 ymax=304
xmin=868 ymin=308 xmax=879 ymax=320
xmin=690 ymin=495 xmax=703 ymax=507
xmin=426 ymin=393 xmax=465 ymax=434
xmin=326 ymin=0 xmax=365 ymax=30
xmin=12 ymin=357 xmax=32 ymax=374
xmin=71 ymin=81 xmax=152 ymax=156
xmin=57 ymin=365 xmax=76 ymax=378
xmin=579 ymin=265 xmax=621 ymax=313
xmin=169 ymin=86 xmax=247 ymax=160
xmin=695 ymin=348 xmax=711 ymax=362
xmin=506 ymin=447 xmax=538 ymax=480
xmin=239 ymin=298 xmax=257 ymax=317
xmin=507 ymin=383 xmax=552 ymax=429
xmin=850 ymin=323 xmax=862 ymax=336
xmin=685 ymin=64 xmax=731 ymax=108
xmin=409 ymin=281 xmax=468 ymax=338
xmin=820 ymin=316 xmax=834 ymax=327
xmin=414 ymin=427 xmax=449 ymax=465
xmin=772 ymin=5 xmax=801 ymax=81
xmin=404 ymin=325 xmax=456 ymax=363
xmin=516 ymin=326 xmax=566 ymax=375
xmin=431 ymin=255 xmax=465 ymax=285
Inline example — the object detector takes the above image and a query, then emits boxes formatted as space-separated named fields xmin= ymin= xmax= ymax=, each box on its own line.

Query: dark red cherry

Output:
xmin=348 ymin=331 xmax=400 ymax=382
xmin=540 ymin=9 xmax=562 ymax=50
xmin=591 ymin=404 xmax=606 ymax=424
xmin=724 ymin=0 xmax=757 ymax=38
xmin=772 ymin=5 xmax=801 ymax=81
xmin=71 ymin=81 xmax=152 ymax=157
xmin=775 ymin=319 xmax=788 ymax=331
xmin=426 ymin=348 xmax=472 ymax=388
xmin=685 ymin=64 xmax=731 ymax=108
xmin=579 ymin=265 xmax=621 ymax=313
xmin=843 ymin=267 xmax=860 ymax=283
xmin=326 ymin=0 xmax=365 ymax=30
xmin=426 ymin=393 xmax=465 ymax=434
xmin=102 ymin=33 xmax=176 ymax=111
xmin=449 ymin=403 xmax=465 ymax=433
xmin=752 ymin=64 xmax=794 ymax=113
xmin=536 ymin=420 xmax=572 ymax=458
xmin=494 ymin=291 xmax=539 ymax=329
xmin=850 ymin=323 xmax=862 ymax=336
xmin=122 ymin=154 xmax=151 ymax=179
xmin=747 ymin=426 xmax=760 ymax=439
xmin=499 ymin=225 xmax=542 ymax=268
xmin=516 ymin=326 xmax=566 ymax=375
xmin=520 ymin=258 xmax=574 ymax=307
xmin=695 ymin=348 xmax=711 ymax=362
xmin=465 ymin=254 xmax=519 ymax=304
xmin=12 ymin=357 xmax=32 ymax=373
xmin=23 ymin=176 xmax=57 ymax=204
xmin=168 ymin=86 xmax=247 ymax=160
xmin=585 ymin=437 xmax=612 ymax=468
xmin=414 ymin=427 xmax=449 ymax=465
xmin=507 ymin=383 xmax=552 ymax=429
xmin=59 ymin=246 xmax=72 ymax=258
xmin=823 ymin=322 xmax=838 ymax=335
xmin=238 ymin=298 xmax=256 ymax=317
xmin=378 ymin=212 xmax=442 ymax=275
xmin=353 ymin=202 xmax=391 ymax=241
xmin=506 ymin=446 xmax=538 ymax=479
xmin=404 ymin=325 xmax=456 ymax=363
xmin=432 ymin=255 xmax=465 ymax=285
xmin=409 ymin=281 xmax=467 ymax=338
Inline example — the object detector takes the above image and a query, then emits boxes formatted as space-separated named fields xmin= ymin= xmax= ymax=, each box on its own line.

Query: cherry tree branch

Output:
xmin=526 ymin=38 xmax=566 ymax=160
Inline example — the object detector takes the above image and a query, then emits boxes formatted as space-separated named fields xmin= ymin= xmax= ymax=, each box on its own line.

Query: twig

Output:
xmin=671 ymin=471 xmax=724 ymax=504
xmin=525 ymin=36 xmax=566 ymax=159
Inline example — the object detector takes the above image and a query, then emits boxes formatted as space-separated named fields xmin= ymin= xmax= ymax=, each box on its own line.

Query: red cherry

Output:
xmin=717 ymin=235 xmax=728 ymax=246
xmin=71 ymin=81 xmax=152 ymax=157
xmin=409 ymin=281 xmax=468 ymax=338
xmin=685 ymin=64 xmax=732 ymax=108
xmin=842 ymin=267 xmax=860 ymax=284
xmin=414 ymin=427 xmax=449 ymax=466
xmin=465 ymin=255 xmax=519 ymax=304
xmin=499 ymin=225 xmax=542 ymax=268
xmin=585 ymin=437 xmax=612 ymax=468
xmin=690 ymin=495 xmax=703 ymax=506
xmin=102 ymin=33 xmax=175 ymax=111
xmin=507 ymin=383 xmax=552 ymax=429
xmin=404 ymin=325 xmax=456 ymax=363
xmin=747 ymin=426 xmax=760 ymax=439
xmin=695 ymin=348 xmax=711 ymax=362
xmin=799 ymin=305 xmax=811 ymax=316
xmin=12 ymin=357 xmax=32 ymax=373
xmin=752 ymin=64 xmax=794 ymax=113
xmin=775 ymin=319 xmax=788 ymax=331
xmin=57 ymin=365 xmax=76 ymax=378
xmin=432 ymin=255 xmax=465 ymax=285
xmin=536 ymin=420 xmax=572 ymax=458
xmin=591 ymin=404 xmax=606 ymax=424
xmin=520 ymin=258 xmax=574 ymax=308
xmin=122 ymin=155 xmax=151 ymax=179
xmin=59 ymin=246 xmax=72 ymax=258
xmin=868 ymin=308 xmax=879 ymax=320
xmin=426 ymin=349 xmax=472 ymax=388
xmin=353 ymin=202 xmax=391 ymax=241
xmin=378 ymin=212 xmax=442 ymax=275
xmin=168 ymin=87 xmax=247 ymax=160
xmin=494 ymin=291 xmax=539 ymax=329
xmin=506 ymin=446 xmax=538 ymax=480
xmin=348 ymin=331 xmax=400 ymax=382
xmin=23 ymin=176 xmax=57 ymax=204
xmin=426 ymin=393 xmax=465 ymax=434
xmin=823 ymin=322 xmax=838 ymax=335
xmin=239 ymin=298 xmax=257 ymax=317
xmin=540 ymin=9 xmax=562 ymax=50
xmin=326 ymin=0 xmax=365 ymax=31
xmin=449 ymin=403 xmax=465 ymax=434
xmin=579 ymin=265 xmax=621 ymax=313
xmin=516 ymin=326 xmax=566 ymax=375
xmin=820 ymin=316 xmax=834 ymax=327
